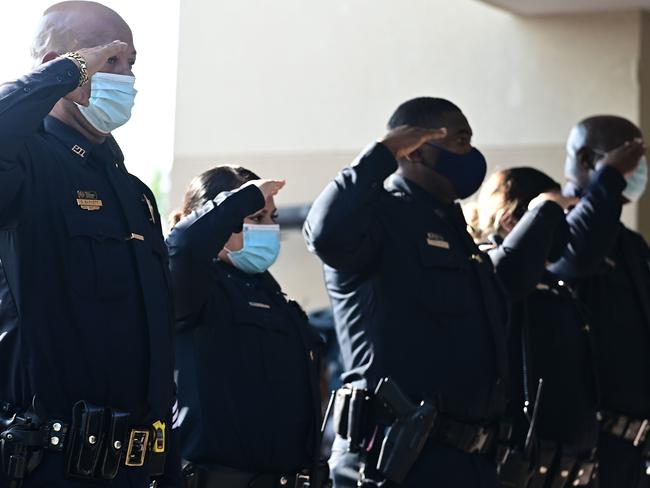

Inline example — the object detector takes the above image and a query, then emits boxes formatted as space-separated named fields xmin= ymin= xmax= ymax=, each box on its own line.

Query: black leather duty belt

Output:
xmin=1 ymin=400 xmax=167 ymax=484
xmin=182 ymin=463 xmax=332 ymax=488
xmin=600 ymin=411 xmax=650 ymax=451
xmin=332 ymin=381 xmax=510 ymax=458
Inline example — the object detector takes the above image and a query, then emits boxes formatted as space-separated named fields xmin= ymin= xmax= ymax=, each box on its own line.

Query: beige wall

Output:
xmin=172 ymin=0 xmax=647 ymax=311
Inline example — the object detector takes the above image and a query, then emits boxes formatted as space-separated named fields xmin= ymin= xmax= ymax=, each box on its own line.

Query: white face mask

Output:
xmin=76 ymin=72 xmax=137 ymax=134
xmin=566 ymin=139 xmax=648 ymax=201
xmin=623 ymin=156 xmax=648 ymax=202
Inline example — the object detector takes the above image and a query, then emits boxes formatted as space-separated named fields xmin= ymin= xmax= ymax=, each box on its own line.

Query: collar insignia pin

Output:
xmin=71 ymin=145 xmax=86 ymax=158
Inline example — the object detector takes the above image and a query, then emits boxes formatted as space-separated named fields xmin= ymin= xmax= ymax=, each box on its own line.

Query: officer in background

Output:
xmin=0 ymin=2 xmax=179 ymax=487
xmin=549 ymin=116 xmax=650 ymax=488
xmin=470 ymin=163 xmax=629 ymax=487
xmin=304 ymin=98 xmax=510 ymax=487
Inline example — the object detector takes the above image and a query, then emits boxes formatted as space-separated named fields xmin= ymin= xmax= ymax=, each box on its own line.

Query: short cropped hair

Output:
xmin=387 ymin=97 xmax=461 ymax=130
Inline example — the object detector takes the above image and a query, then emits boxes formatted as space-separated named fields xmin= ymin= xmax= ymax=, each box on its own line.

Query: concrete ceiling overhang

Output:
xmin=478 ymin=0 xmax=650 ymax=15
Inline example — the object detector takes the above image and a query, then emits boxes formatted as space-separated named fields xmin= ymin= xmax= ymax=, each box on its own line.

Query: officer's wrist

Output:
xmin=60 ymin=52 xmax=89 ymax=87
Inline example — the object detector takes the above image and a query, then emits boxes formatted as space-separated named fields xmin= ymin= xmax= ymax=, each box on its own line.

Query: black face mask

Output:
xmin=425 ymin=143 xmax=488 ymax=199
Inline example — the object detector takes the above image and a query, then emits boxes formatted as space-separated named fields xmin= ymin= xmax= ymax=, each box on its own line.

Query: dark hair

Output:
xmin=470 ymin=166 xmax=560 ymax=241
xmin=387 ymin=97 xmax=461 ymax=130
xmin=169 ymin=165 xmax=260 ymax=228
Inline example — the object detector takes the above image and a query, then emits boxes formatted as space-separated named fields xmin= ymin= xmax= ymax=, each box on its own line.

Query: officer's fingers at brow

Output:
xmin=100 ymin=40 xmax=128 ymax=54
xmin=423 ymin=127 xmax=448 ymax=142
xmin=270 ymin=180 xmax=286 ymax=196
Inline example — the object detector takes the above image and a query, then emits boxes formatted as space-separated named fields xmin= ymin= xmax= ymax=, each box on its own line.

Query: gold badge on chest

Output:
xmin=76 ymin=190 xmax=103 ymax=211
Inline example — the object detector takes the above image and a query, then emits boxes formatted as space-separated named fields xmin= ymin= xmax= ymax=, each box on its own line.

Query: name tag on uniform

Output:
xmin=76 ymin=190 xmax=103 ymax=211
xmin=249 ymin=301 xmax=271 ymax=309
xmin=426 ymin=232 xmax=450 ymax=250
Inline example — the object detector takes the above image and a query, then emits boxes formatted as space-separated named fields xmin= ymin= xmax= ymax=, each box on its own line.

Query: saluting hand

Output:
xmin=600 ymin=138 xmax=646 ymax=177
xmin=380 ymin=125 xmax=448 ymax=160
xmin=242 ymin=179 xmax=287 ymax=201
xmin=63 ymin=40 xmax=129 ymax=107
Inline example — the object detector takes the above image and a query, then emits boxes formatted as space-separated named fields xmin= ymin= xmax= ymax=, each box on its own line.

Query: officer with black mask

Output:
xmin=304 ymin=97 xmax=510 ymax=487
xmin=549 ymin=115 xmax=649 ymax=488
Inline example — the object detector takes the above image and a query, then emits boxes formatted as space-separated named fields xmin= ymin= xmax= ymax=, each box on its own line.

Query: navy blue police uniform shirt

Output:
xmin=166 ymin=185 xmax=322 ymax=473
xmin=303 ymin=142 xmax=509 ymax=423
xmin=0 ymin=58 xmax=176 ymax=431
xmin=549 ymin=168 xmax=650 ymax=417
xmin=488 ymin=201 xmax=599 ymax=453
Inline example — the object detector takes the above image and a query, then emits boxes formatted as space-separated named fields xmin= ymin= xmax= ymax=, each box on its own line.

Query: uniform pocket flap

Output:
xmin=418 ymin=242 xmax=469 ymax=270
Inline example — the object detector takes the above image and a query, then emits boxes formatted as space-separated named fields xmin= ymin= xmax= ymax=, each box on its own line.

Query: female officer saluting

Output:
xmin=166 ymin=166 xmax=328 ymax=488
xmin=469 ymin=167 xmax=599 ymax=488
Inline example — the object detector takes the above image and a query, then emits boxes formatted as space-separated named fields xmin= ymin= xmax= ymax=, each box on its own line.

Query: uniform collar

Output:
xmin=43 ymin=115 xmax=95 ymax=161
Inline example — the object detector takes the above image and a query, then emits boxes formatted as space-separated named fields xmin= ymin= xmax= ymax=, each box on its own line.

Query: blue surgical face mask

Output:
xmin=623 ymin=156 xmax=648 ymax=202
xmin=425 ymin=143 xmax=488 ymax=199
xmin=226 ymin=224 xmax=281 ymax=274
xmin=76 ymin=72 xmax=137 ymax=134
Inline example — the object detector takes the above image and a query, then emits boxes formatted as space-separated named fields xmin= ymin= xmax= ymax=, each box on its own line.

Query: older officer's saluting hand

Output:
xmin=0 ymin=2 xmax=180 ymax=487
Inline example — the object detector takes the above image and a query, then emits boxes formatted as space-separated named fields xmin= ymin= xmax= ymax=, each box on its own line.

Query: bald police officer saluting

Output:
xmin=0 ymin=2 xmax=179 ymax=487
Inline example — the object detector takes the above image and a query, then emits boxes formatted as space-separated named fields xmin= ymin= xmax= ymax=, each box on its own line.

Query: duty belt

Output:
xmin=331 ymin=378 xmax=511 ymax=484
xmin=333 ymin=382 xmax=510 ymax=457
xmin=1 ymin=400 xmax=167 ymax=485
xmin=599 ymin=411 xmax=650 ymax=452
xmin=182 ymin=462 xmax=332 ymax=488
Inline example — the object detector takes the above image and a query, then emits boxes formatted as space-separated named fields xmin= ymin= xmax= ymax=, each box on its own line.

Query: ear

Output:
xmin=498 ymin=210 xmax=518 ymax=236
xmin=41 ymin=51 xmax=60 ymax=65
xmin=575 ymin=146 xmax=596 ymax=171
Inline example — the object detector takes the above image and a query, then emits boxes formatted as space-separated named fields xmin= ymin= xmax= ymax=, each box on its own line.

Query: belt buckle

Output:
xmin=294 ymin=473 xmax=310 ymax=488
xmin=125 ymin=428 xmax=150 ymax=467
